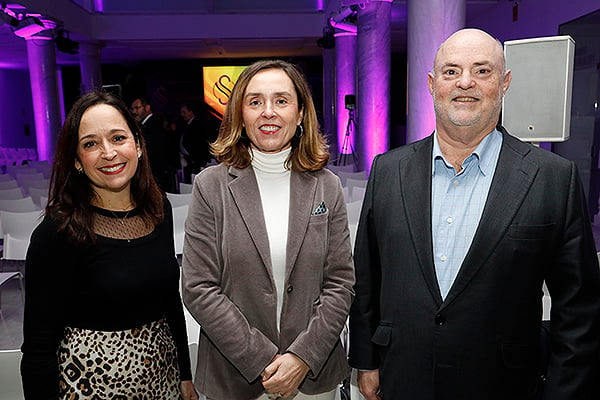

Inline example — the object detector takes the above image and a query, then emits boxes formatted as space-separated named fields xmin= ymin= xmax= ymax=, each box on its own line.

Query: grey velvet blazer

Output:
xmin=182 ymin=162 xmax=355 ymax=400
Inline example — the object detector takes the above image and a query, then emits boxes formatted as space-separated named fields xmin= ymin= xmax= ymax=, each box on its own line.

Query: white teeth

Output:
xmin=455 ymin=97 xmax=477 ymax=102
xmin=100 ymin=163 xmax=124 ymax=172
xmin=260 ymin=126 xmax=279 ymax=132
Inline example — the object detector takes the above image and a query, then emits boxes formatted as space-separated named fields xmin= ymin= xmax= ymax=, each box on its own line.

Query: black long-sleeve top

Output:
xmin=20 ymin=202 xmax=192 ymax=399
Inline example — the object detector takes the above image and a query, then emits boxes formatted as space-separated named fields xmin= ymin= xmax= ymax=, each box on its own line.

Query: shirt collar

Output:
xmin=432 ymin=128 xmax=503 ymax=176
xmin=141 ymin=113 xmax=153 ymax=125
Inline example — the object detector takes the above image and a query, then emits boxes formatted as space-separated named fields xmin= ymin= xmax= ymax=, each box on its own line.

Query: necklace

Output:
xmin=110 ymin=210 xmax=131 ymax=225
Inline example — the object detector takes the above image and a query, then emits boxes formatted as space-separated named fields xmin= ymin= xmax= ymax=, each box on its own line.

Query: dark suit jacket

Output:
xmin=349 ymin=128 xmax=600 ymax=400
xmin=182 ymin=163 xmax=355 ymax=400
xmin=141 ymin=114 xmax=172 ymax=174
xmin=182 ymin=117 xmax=210 ymax=167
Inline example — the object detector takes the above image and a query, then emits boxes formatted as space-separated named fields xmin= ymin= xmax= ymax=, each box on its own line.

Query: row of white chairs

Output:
xmin=0 ymin=147 xmax=38 ymax=170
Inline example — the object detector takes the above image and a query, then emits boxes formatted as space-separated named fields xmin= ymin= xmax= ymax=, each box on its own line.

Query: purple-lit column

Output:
xmin=356 ymin=0 xmax=392 ymax=172
xmin=322 ymin=45 xmax=336 ymax=157
xmin=335 ymin=29 xmax=357 ymax=164
xmin=26 ymin=30 xmax=61 ymax=162
xmin=406 ymin=0 xmax=465 ymax=143
xmin=79 ymin=41 xmax=104 ymax=95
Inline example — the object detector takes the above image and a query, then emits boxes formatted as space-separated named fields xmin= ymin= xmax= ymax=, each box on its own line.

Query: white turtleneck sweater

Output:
xmin=251 ymin=147 xmax=291 ymax=330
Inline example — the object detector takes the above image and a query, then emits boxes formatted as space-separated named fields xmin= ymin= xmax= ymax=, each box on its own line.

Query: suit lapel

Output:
xmin=228 ymin=166 xmax=273 ymax=276
xmin=402 ymin=136 xmax=443 ymax=304
xmin=443 ymin=132 xmax=539 ymax=305
xmin=286 ymin=171 xmax=317 ymax=279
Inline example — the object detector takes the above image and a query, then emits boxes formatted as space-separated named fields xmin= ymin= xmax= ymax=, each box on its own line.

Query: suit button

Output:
xmin=287 ymin=285 xmax=294 ymax=293
xmin=435 ymin=314 xmax=446 ymax=325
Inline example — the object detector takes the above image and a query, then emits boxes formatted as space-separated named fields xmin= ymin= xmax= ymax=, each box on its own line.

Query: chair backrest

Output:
xmin=172 ymin=205 xmax=189 ymax=255
xmin=0 ymin=197 xmax=39 ymax=212
xmin=337 ymin=170 xmax=368 ymax=186
xmin=166 ymin=192 xmax=193 ymax=208
xmin=346 ymin=200 xmax=363 ymax=225
xmin=346 ymin=177 xmax=368 ymax=196
xmin=0 ymin=210 xmax=42 ymax=240
xmin=350 ymin=186 xmax=367 ymax=203
xmin=0 ymin=210 xmax=43 ymax=260
xmin=0 ymin=176 xmax=17 ymax=185
xmin=27 ymin=187 xmax=50 ymax=208
xmin=0 ymin=349 xmax=25 ymax=399
xmin=0 ymin=187 xmax=24 ymax=200
xmin=15 ymin=172 xmax=45 ymax=188
xmin=0 ymin=179 xmax=19 ymax=190
xmin=328 ymin=164 xmax=355 ymax=175
xmin=179 ymin=182 xmax=193 ymax=194
xmin=22 ymin=178 xmax=50 ymax=191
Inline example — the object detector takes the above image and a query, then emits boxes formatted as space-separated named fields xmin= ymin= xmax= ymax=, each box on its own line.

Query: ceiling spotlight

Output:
xmin=13 ymin=16 xmax=45 ymax=38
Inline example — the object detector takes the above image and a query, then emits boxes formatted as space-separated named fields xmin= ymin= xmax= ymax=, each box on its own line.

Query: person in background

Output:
xmin=182 ymin=59 xmax=355 ymax=400
xmin=131 ymin=96 xmax=176 ymax=192
xmin=349 ymin=28 xmax=600 ymax=399
xmin=21 ymin=90 xmax=198 ymax=400
xmin=181 ymin=103 xmax=210 ymax=183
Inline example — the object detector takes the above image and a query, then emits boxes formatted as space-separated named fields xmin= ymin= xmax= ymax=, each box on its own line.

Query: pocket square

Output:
xmin=312 ymin=201 xmax=327 ymax=215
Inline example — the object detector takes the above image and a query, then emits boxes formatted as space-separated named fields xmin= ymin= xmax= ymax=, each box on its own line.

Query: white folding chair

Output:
xmin=0 ymin=179 xmax=19 ymax=190
xmin=0 ymin=271 xmax=24 ymax=322
xmin=27 ymin=187 xmax=49 ymax=208
xmin=0 ymin=349 xmax=25 ymax=399
xmin=15 ymin=172 xmax=44 ymax=189
xmin=0 ymin=197 xmax=39 ymax=212
xmin=345 ymin=200 xmax=363 ymax=225
xmin=172 ymin=205 xmax=189 ymax=256
xmin=350 ymin=186 xmax=366 ymax=203
xmin=0 ymin=187 xmax=25 ymax=200
xmin=328 ymin=164 xmax=355 ymax=176
xmin=166 ymin=192 xmax=193 ymax=208
xmin=0 ymin=210 xmax=43 ymax=261
xmin=179 ymin=182 xmax=193 ymax=194
xmin=337 ymin=170 xmax=368 ymax=186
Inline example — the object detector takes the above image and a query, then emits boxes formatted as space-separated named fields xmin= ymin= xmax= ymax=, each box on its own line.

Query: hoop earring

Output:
xmin=295 ymin=124 xmax=304 ymax=138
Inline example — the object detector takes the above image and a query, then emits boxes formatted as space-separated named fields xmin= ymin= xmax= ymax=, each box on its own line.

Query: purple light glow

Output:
xmin=356 ymin=0 xmax=391 ymax=173
xmin=335 ymin=31 xmax=357 ymax=159
xmin=94 ymin=0 xmax=104 ymax=13
xmin=26 ymin=37 xmax=61 ymax=162
xmin=316 ymin=0 xmax=324 ymax=12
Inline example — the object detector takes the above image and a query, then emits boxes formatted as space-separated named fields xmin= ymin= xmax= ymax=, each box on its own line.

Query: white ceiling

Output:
xmin=0 ymin=0 xmax=503 ymax=69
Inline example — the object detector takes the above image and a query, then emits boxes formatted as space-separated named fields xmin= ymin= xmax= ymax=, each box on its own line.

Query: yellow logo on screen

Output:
xmin=203 ymin=66 xmax=247 ymax=118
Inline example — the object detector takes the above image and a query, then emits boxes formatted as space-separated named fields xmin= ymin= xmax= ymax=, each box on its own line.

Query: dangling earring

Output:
xmin=295 ymin=124 xmax=304 ymax=138
xmin=76 ymin=168 xmax=84 ymax=175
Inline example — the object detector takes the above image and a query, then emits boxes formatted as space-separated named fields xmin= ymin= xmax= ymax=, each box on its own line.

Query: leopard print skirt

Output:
xmin=58 ymin=318 xmax=181 ymax=399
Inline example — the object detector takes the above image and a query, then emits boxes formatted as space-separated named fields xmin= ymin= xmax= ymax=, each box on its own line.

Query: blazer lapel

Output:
xmin=443 ymin=132 xmax=539 ymax=305
xmin=402 ymin=136 xmax=442 ymax=304
xmin=285 ymin=171 xmax=317 ymax=279
xmin=227 ymin=166 xmax=273 ymax=276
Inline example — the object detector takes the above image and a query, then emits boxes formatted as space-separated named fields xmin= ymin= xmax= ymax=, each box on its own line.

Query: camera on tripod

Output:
xmin=345 ymin=94 xmax=356 ymax=111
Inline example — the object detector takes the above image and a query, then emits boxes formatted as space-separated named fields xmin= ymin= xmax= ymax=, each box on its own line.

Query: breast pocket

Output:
xmin=508 ymin=224 xmax=555 ymax=241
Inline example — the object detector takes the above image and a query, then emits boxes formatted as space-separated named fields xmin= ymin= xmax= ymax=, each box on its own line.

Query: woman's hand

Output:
xmin=180 ymin=380 xmax=199 ymax=400
xmin=261 ymin=353 xmax=310 ymax=398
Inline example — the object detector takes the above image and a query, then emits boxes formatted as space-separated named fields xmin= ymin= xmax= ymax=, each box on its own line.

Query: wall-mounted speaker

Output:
xmin=502 ymin=35 xmax=575 ymax=142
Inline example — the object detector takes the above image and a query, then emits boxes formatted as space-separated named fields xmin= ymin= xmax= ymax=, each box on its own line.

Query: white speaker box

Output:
xmin=502 ymin=35 xmax=575 ymax=142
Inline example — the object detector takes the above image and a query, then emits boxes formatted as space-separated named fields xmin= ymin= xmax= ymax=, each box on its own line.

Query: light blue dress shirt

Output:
xmin=431 ymin=129 xmax=502 ymax=299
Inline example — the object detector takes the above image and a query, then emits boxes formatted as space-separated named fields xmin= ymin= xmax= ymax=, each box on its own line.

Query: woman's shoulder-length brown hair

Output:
xmin=47 ymin=89 xmax=164 ymax=244
xmin=210 ymin=59 xmax=329 ymax=172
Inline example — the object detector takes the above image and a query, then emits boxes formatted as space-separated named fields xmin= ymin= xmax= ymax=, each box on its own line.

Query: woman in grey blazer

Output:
xmin=182 ymin=59 xmax=355 ymax=400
